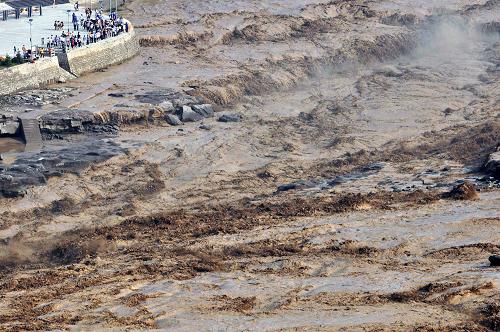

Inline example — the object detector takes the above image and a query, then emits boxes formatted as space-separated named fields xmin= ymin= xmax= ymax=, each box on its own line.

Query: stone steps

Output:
xmin=20 ymin=118 xmax=43 ymax=151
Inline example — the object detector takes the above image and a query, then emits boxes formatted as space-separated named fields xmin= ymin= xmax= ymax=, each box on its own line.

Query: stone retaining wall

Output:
xmin=0 ymin=21 xmax=139 ymax=96
xmin=0 ymin=57 xmax=70 ymax=96
xmin=62 ymin=23 xmax=139 ymax=76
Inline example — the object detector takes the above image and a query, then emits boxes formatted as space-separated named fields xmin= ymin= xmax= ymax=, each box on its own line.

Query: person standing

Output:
xmin=72 ymin=12 xmax=78 ymax=30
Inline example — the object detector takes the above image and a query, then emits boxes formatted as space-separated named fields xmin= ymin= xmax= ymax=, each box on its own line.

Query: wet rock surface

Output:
xmin=199 ymin=124 xmax=212 ymax=130
xmin=135 ymin=89 xmax=202 ymax=106
xmin=192 ymin=104 xmax=215 ymax=118
xmin=277 ymin=180 xmax=321 ymax=192
xmin=483 ymin=151 xmax=500 ymax=179
xmin=0 ymin=88 xmax=72 ymax=110
xmin=134 ymin=89 xmax=179 ymax=105
xmin=40 ymin=110 xmax=95 ymax=132
xmin=489 ymin=255 xmax=500 ymax=266
xmin=0 ymin=92 xmax=219 ymax=163
xmin=159 ymin=100 xmax=175 ymax=113
xmin=0 ymin=138 xmax=124 ymax=197
xmin=218 ymin=114 xmax=242 ymax=122
xmin=277 ymin=163 xmax=387 ymax=192
xmin=0 ymin=115 xmax=20 ymax=135
xmin=40 ymin=109 xmax=119 ymax=137
xmin=164 ymin=114 xmax=183 ymax=126
xmin=178 ymin=106 xmax=204 ymax=122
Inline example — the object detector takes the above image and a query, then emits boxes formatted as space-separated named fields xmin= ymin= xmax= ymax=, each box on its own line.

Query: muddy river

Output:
xmin=0 ymin=0 xmax=499 ymax=330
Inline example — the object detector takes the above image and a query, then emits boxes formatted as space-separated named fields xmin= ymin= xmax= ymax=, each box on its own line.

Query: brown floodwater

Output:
xmin=0 ymin=137 xmax=25 ymax=154
xmin=0 ymin=0 xmax=498 ymax=330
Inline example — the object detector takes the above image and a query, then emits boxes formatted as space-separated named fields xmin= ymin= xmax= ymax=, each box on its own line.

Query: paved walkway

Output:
xmin=0 ymin=3 xmax=76 ymax=56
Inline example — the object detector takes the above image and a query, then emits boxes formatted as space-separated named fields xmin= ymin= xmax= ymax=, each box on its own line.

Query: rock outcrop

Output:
xmin=178 ymin=106 xmax=204 ymax=122
xmin=483 ymin=151 xmax=500 ymax=179
xmin=165 ymin=114 xmax=183 ymax=126
xmin=218 ymin=114 xmax=242 ymax=122
xmin=0 ymin=115 xmax=20 ymax=135
xmin=192 ymin=104 xmax=215 ymax=118
xmin=0 ymin=138 xmax=124 ymax=197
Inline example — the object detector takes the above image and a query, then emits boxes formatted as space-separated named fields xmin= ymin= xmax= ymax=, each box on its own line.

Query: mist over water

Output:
xmin=414 ymin=15 xmax=499 ymax=64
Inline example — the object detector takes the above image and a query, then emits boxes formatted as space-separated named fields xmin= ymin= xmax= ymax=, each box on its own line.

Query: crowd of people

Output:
xmin=53 ymin=21 xmax=65 ymax=30
xmin=8 ymin=7 xmax=130 ymax=61
xmin=47 ymin=9 xmax=129 ymax=51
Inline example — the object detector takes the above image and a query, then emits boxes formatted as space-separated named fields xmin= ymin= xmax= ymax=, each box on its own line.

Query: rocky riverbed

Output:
xmin=0 ymin=0 xmax=499 ymax=331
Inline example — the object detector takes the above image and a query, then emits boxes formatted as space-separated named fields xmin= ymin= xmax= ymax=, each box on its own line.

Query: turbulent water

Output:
xmin=0 ymin=0 xmax=499 ymax=331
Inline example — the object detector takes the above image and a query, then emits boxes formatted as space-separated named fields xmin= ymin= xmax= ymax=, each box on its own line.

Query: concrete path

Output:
xmin=0 ymin=4 xmax=75 ymax=56
xmin=0 ymin=3 xmax=75 ymax=56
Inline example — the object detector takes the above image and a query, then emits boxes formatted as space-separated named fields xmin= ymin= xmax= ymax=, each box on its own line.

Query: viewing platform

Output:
xmin=0 ymin=1 xmax=72 ymax=56
xmin=0 ymin=0 xmax=139 ymax=95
